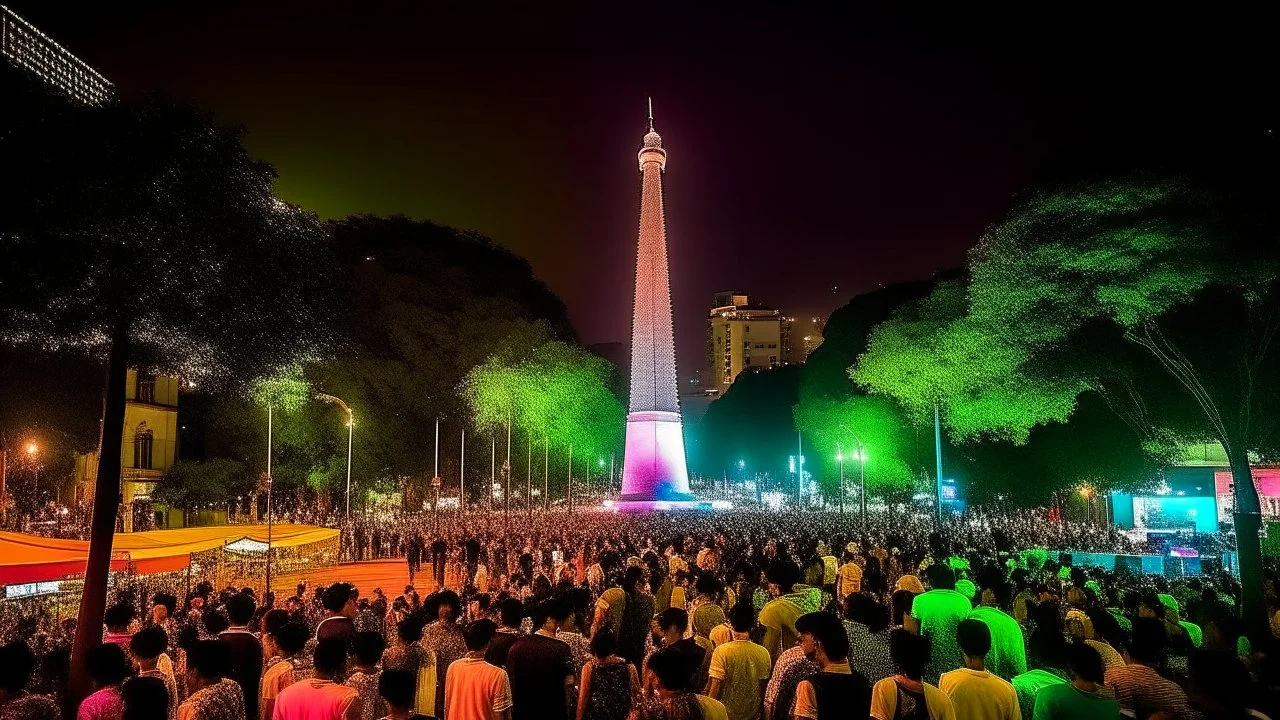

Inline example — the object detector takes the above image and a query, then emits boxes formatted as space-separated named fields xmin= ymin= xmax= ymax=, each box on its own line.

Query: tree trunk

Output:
xmin=1227 ymin=446 xmax=1267 ymax=644
xmin=67 ymin=318 xmax=130 ymax=715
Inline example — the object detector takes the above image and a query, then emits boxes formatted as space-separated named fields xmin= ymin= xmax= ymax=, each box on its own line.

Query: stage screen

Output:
xmin=1131 ymin=495 xmax=1218 ymax=534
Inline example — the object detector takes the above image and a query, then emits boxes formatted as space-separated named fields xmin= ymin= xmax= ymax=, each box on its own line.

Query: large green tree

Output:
xmin=0 ymin=69 xmax=338 ymax=707
xmin=858 ymin=172 xmax=1279 ymax=636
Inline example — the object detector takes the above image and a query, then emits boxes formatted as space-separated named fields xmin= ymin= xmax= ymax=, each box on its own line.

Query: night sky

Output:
xmin=12 ymin=3 xmax=1272 ymax=376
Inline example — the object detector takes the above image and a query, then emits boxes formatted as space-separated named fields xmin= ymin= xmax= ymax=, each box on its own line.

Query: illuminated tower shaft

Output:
xmin=619 ymin=105 xmax=695 ymax=509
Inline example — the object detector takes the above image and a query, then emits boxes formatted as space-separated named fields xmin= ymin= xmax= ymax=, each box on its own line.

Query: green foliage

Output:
xmin=252 ymin=365 xmax=311 ymax=413
xmin=792 ymin=395 xmax=917 ymax=497
xmin=464 ymin=337 xmax=623 ymax=459
xmin=154 ymin=459 xmax=254 ymax=510
xmin=693 ymin=366 xmax=803 ymax=480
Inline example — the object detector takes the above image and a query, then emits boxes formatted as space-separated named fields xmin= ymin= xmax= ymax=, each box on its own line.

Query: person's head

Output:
xmin=313 ymin=638 xmax=348 ymax=680
xmin=261 ymin=608 xmax=291 ymax=642
xmin=890 ymin=590 xmax=916 ymax=626
xmin=499 ymin=598 xmax=524 ymax=629
xmin=105 ymin=602 xmax=136 ymax=632
xmin=396 ymin=614 xmax=425 ymax=645
xmin=955 ymin=619 xmax=991 ymax=664
xmin=844 ymin=593 xmax=890 ymax=633
xmin=589 ymin=627 xmax=618 ymax=659
xmin=655 ymin=607 xmax=689 ymax=641
xmin=1126 ymin=617 xmax=1167 ymax=665
xmin=0 ymin=641 xmax=36 ymax=699
xmin=889 ymin=629 xmax=930 ymax=681
xmin=1065 ymin=642 xmax=1105 ymax=685
xmin=1138 ymin=592 xmax=1165 ymax=620
xmin=695 ymin=573 xmax=722 ymax=599
xmin=202 ymin=609 xmax=229 ymax=636
xmin=766 ymin=558 xmax=800 ymax=594
xmin=646 ymin=643 xmax=695 ymax=693
xmin=352 ymin=631 xmax=386 ymax=669
xmin=226 ymin=592 xmax=256 ymax=626
xmin=1188 ymin=648 xmax=1252 ymax=717
xmin=274 ymin=622 xmax=310 ymax=659
xmin=533 ymin=597 xmax=570 ymax=631
xmin=129 ymin=626 xmax=168 ymax=664
xmin=150 ymin=593 xmax=177 ymax=624
xmin=729 ymin=601 xmax=756 ymax=634
xmin=925 ymin=564 xmax=956 ymax=591
xmin=186 ymin=640 xmax=232 ymax=688
xmin=324 ymin=583 xmax=357 ymax=617
xmin=122 ymin=676 xmax=169 ymax=720
xmin=434 ymin=590 xmax=462 ymax=622
xmin=623 ymin=566 xmax=645 ymax=594
xmin=796 ymin=612 xmax=849 ymax=664
xmin=463 ymin=619 xmax=497 ymax=652
xmin=87 ymin=643 xmax=131 ymax=689
xmin=378 ymin=669 xmax=416 ymax=712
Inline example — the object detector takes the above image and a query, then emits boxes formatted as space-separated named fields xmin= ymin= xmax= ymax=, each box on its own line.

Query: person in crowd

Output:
xmin=484 ymin=600 xmax=523 ymax=668
xmin=105 ymin=603 xmax=138 ymax=648
xmin=376 ymin=670 xmax=428 ymax=720
xmin=79 ymin=643 xmax=131 ymax=720
xmin=381 ymin=616 xmax=435 ymax=718
xmin=967 ymin=587 xmax=1026 ymax=681
xmin=762 ymin=640 xmax=819 ymax=720
xmin=272 ymin=639 xmax=358 ymax=720
xmin=645 ymin=609 xmax=708 ymax=697
xmin=259 ymin=622 xmax=309 ymax=720
xmin=791 ymin=611 xmax=871 ymax=720
xmin=122 ymin=676 xmax=170 ymax=720
xmin=841 ymin=594 xmax=896 ymax=685
xmin=132 ymin=627 xmax=179 ymax=720
xmin=836 ymin=552 xmax=862 ymax=604
xmin=637 ymin=648 xmax=726 ymax=720
xmin=759 ymin=560 xmax=822 ymax=667
xmin=707 ymin=602 xmax=771 ymax=720
xmin=558 ymin=588 xmax=594 ymax=679
xmin=421 ymin=591 xmax=466 ymax=720
xmin=1103 ymin=617 xmax=1191 ymax=720
xmin=318 ymin=585 xmax=359 ymax=646
xmin=345 ymin=633 xmax=387 ymax=720
xmin=0 ymin=641 xmax=58 ymax=720
xmin=1028 ymin=643 xmax=1117 ymax=720
xmin=577 ymin=628 xmax=639 ymax=720
xmin=219 ymin=593 xmax=263 ymax=720
xmin=938 ymin=620 xmax=1020 ymax=720
xmin=505 ymin=598 xmax=575 ymax=720
xmin=443 ymin=620 xmax=512 ymax=720
xmin=906 ymin=566 xmax=970 ymax=684
xmin=179 ymin=641 xmax=245 ymax=720
xmin=613 ymin=568 xmax=657 ymax=670
xmin=869 ymin=630 xmax=955 ymax=720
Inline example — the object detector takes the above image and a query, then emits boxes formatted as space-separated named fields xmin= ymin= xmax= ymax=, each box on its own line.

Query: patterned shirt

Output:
xmin=1104 ymin=663 xmax=1191 ymax=720
xmin=78 ymin=686 xmax=123 ymax=720
xmin=843 ymin=621 xmax=896 ymax=685
xmin=179 ymin=679 xmax=247 ymax=720
xmin=344 ymin=669 xmax=384 ymax=720
xmin=763 ymin=646 xmax=820 ymax=720
xmin=1 ymin=693 xmax=59 ymax=720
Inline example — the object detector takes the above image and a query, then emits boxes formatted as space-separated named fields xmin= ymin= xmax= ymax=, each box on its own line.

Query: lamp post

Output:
xmin=26 ymin=442 xmax=40 ymax=506
xmin=459 ymin=429 xmax=466 ymax=514
xmin=543 ymin=436 xmax=549 ymax=512
xmin=526 ymin=432 xmax=532 ymax=522
xmin=836 ymin=443 xmax=845 ymax=515
xmin=567 ymin=444 xmax=573 ymax=514
xmin=265 ymin=404 xmax=273 ymax=596
xmin=858 ymin=442 xmax=867 ymax=521
xmin=315 ymin=394 xmax=354 ymax=518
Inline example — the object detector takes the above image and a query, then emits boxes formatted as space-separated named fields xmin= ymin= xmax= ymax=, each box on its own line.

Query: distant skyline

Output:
xmin=11 ymin=2 xmax=1272 ymax=374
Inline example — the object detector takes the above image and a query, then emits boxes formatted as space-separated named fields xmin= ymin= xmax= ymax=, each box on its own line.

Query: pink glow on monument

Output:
xmin=619 ymin=104 xmax=696 ymax=508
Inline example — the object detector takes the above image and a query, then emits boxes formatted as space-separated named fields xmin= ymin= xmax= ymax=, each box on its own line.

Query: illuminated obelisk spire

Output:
xmin=619 ymin=99 xmax=696 ymax=509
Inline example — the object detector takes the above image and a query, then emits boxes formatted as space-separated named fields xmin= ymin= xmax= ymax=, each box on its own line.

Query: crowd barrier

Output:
xmin=1057 ymin=551 xmax=1223 ymax=578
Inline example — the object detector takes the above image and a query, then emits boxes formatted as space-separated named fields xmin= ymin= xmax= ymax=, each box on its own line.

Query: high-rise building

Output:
xmin=619 ymin=102 xmax=696 ymax=509
xmin=705 ymin=293 xmax=785 ymax=393
xmin=798 ymin=315 xmax=827 ymax=361
xmin=2 ymin=5 xmax=113 ymax=105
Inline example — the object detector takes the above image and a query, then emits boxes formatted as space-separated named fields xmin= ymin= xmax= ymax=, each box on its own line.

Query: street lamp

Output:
xmin=315 ymin=393 xmax=354 ymax=518
xmin=26 ymin=442 xmax=40 ymax=505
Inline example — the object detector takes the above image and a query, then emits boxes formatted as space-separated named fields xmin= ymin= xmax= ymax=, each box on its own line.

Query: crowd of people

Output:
xmin=0 ymin=506 xmax=1273 ymax=720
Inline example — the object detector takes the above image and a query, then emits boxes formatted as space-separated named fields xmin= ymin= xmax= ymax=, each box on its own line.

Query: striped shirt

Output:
xmin=1104 ymin=663 xmax=1190 ymax=719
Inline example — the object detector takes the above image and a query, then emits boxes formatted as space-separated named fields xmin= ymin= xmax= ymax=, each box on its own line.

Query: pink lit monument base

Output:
xmin=617 ymin=411 xmax=704 ymax=511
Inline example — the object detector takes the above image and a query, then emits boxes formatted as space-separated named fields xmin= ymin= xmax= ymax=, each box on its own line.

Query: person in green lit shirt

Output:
xmin=904 ymin=565 xmax=971 ymax=684
xmin=1031 ymin=643 xmax=1118 ymax=720
xmin=759 ymin=559 xmax=823 ymax=666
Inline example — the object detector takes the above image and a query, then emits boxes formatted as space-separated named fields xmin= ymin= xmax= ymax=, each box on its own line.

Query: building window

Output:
xmin=769 ymin=355 xmax=778 ymax=366
xmin=134 ymin=426 xmax=153 ymax=470
xmin=137 ymin=372 xmax=156 ymax=404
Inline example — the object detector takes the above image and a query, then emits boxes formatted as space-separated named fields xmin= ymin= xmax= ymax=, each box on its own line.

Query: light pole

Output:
xmin=315 ymin=394 xmax=354 ymax=518
xmin=836 ymin=443 xmax=845 ymax=515
xmin=858 ymin=443 xmax=867 ymax=521
xmin=567 ymin=444 xmax=573 ymax=514
xmin=543 ymin=436 xmax=549 ymax=512
xmin=265 ymin=403 xmax=273 ymax=596
xmin=459 ymin=429 xmax=466 ymax=514
xmin=26 ymin=442 xmax=39 ymax=506
xmin=526 ymin=432 xmax=532 ymax=522
xmin=504 ymin=418 xmax=511 ymax=523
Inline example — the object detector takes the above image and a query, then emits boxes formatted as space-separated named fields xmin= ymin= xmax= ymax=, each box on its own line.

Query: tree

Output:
xmin=0 ymin=79 xmax=338 ymax=708
xmin=463 ymin=336 xmax=624 ymax=497
xmin=694 ymin=366 xmax=804 ymax=488
xmin=857 ymin=171 xmax=1280 ymax=637
xmin=792 ymin=395 xmax=917 ymax=504
xmin=153 ymin=459 xmax=254 ymax=513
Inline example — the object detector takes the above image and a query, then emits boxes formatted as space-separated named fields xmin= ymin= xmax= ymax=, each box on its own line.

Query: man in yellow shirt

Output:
xmin=836 ymin=552 xmax=862 ymax=603
xmin=760 ymin=560 xmax=823 ymax=666
xmin=938 ymin=620 xmax=1020 ymax=720
xmin=707 ymin=604 xmax=771 ymax=720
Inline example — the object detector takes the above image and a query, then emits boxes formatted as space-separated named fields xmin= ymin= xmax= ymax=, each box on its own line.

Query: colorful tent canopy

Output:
xmin=0 ymin=524 xmax=337 ymax=586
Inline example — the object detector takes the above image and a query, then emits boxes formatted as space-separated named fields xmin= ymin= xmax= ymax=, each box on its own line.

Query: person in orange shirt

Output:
xmin=259 ymin=622 xmax=310 ymax=720
xmin=272 ymin=639 xmax=358 ymax=720
xmin=444 ymin=620 xmax=513 ymax=720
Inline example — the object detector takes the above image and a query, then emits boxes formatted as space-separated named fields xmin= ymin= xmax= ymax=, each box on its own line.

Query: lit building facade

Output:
xmin=74 ymin=371 xmax=180 ymax=531
xmin=619 ymin=103 xmax=696 ymax=509
xmin=1 ymin=6 xmax=113 ymax=105
xmin=705 ymin=293 xmax=784 ymax=392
